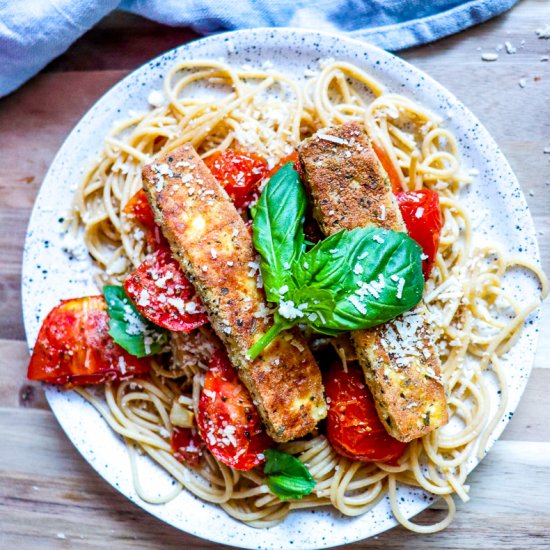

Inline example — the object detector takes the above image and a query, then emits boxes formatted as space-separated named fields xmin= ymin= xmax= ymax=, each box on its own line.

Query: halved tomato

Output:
xmin=171 ymin=426 xmax=205 ymax=467
xmin=27 ymin=296 xmax=150 ymax=386
xmin=197 ymin=351 xmax=272 ymax=470
xmin=204 ymin=150 xmax=269 ymax=209
xmin=324 ymin=361 xmax=408 ymax=464
xmin=395 ymin=189 xmax=442 ymax=278
xmin=123 ymin=189 xmax=167 ymax=249
xmin=124 ymin=248 xmax=208 ymax=332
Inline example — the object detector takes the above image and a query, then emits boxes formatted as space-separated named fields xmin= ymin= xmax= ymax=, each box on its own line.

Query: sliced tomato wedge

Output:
xmin=123 ymin=189 xmax=167 ymax=249
xmin=124 ymin=248 xmax=208 ymax=332
xmin=372 ymin=141 xmax=403 ymax=193
xmin=324 ymin=361 xmax=408 ymax=464
xmin=27 ymin=296 xmax=150 ymax=386
xmin=197 ymin=351 xmax=272 ymax=470
xmin=395 ymin=189 xmax=442 ymax=278
xmin=204 ymin=150 xmax=269 ymax=209
xmin=171 ymin=426 xmax=205 ymax=467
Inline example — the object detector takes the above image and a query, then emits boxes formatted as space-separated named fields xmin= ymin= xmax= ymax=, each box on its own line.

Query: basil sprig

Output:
xmin=103 ymin=285 xmax=168 ymax=357
xmin=252 ymin=163 xmax=306 ymax=302
xmin=247 ymin=163 xmax=424 ymax=359
xmin=264 ymin=448 xmax=316 ymax=500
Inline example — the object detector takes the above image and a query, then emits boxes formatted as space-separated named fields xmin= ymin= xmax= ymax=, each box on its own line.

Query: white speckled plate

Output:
xmin=22 ymin=29 xmax=544 ymax=549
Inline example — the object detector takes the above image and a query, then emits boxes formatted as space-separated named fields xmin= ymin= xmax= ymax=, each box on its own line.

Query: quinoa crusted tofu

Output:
xmin=142 ymin=144 xmax=327 ymax=442
xmin=298 ymin=121 xmax=447 ymax=442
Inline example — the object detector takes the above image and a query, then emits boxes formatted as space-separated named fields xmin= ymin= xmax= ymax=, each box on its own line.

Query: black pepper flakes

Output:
xmin=423 ymin=411 xmax=431 ymax=427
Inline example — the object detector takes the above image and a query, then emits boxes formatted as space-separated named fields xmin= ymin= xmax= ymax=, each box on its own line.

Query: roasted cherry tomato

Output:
xmin=197 ymin=351 xmax=272 ymax=470
xmin=204 ymin=150 xmax=269 ymax=209
xmin=27 ymin=296 xmax=150 ymax=386
xmin=372 ymin=141 xmax=403 ymax=193
xmin=171 ymin=426 xmax=205 ymax=467
xmin=267 ymin=151 xmax=302 ymax=179
xmin=395 ymin=189 xmax=442 ymax=278
xmin=124 ymin=248 xmax=208 ymax=332
xmin=123 ymin=189 xmax=167 ymax=249
xmin=123 ymin=189 xmax=155 ymax=229
xmin=324 ymin=361 xmax=408 ymax=464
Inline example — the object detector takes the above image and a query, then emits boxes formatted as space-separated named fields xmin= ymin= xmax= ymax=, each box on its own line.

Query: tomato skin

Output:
xmin=267 ymin=151 xmax=302 ymax=179
xmin=197 ymin=351 xmax=272 ymax=470
xmin=395 ymin=189 xmax=442 ymax=278
xmin=124 ymin=248 xmax=208 ymax=332
xmin=123 ymin=189 xmax=168 ymax=249
xmin=123 ymin=189 xmax=155 ymax=230
xmin=27 ymin=296 xmax=150 ymax=386
xmin=171 ymin=426 xmax=205 ymax=467
xmin=204 ymin=150 xmax=269 ymax=209
xmin=324 ymin=361 xmax=408 ymax=464
xmin=372 ymin=141 xmax=403 ymax=193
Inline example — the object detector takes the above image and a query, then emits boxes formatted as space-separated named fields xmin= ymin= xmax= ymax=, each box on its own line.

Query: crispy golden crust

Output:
xmin=142 ymin=144 xmax=326 ymax=442
xmin=351 ymin=305 xmax=448 ymax=442
xmin=299 ymin=122 xmax=447 ymax=442
xmin=298 ymin=122 xmax=405 ymax=234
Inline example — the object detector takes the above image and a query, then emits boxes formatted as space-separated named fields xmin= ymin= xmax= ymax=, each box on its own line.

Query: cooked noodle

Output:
xmin=71 ymin=59 xmax=547 ymax=532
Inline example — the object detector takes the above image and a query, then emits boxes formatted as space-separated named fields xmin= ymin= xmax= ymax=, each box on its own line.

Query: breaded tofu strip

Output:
xmin=142 ymin=144 xmax=326 ymax=442
xmin=299 ymin=122 xmax=447 ymax=442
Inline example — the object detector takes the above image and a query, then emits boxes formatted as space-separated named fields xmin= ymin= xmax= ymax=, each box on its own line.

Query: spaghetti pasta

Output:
xmin=70 ymin=59 xmax=547 ymax=532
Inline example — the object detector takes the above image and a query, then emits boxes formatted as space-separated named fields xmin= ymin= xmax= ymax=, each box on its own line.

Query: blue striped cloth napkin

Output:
xmin=0 ymin=0 xmax=518 ymax=97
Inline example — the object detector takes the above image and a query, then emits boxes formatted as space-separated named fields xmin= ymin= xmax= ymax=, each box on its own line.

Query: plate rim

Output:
xmin=21 ymin=27 xmax=544 ymax=549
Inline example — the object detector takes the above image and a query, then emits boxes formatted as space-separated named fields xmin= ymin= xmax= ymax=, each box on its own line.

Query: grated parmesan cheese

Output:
xmin=396 ymin=278 xmax=405 ymax=300
xmin=317 ymin=132 xmax=348 ymax=145
xmin=278 ymin=298 xmax=305 ymax=320
xmin=147 ymin=90 xmax=165 ymax=107
xmin=349 ymin=295 xmax=367 ymax=315
xmin=118 ymin=355 xmax=127 ymax=375
xmin=504 ymin=41 xmax=516 ymax=54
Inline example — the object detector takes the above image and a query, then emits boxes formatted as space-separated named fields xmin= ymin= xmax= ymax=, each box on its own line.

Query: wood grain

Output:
xmin=0 ymin=0 xmax=549 ymax=548
xmin=1 ymin=410 xmax=549 ymax=549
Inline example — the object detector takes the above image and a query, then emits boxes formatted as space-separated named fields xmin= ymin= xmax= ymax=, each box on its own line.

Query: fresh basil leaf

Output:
xmin=103 ymin=285 xmax=168 ymax=358
xmin=281 ymin=287 xmax=336 ymax=326
xmin=264 ymin=448 xmax=315 ymax=500
xmin=252 ymin=163 xmax=306 ymax=302
xmin=247 ymin=226 xmax=423 ymax=359
xmin=247 ymin=162 xmax=424 ymax=359
xmin=292 ymin=230 xmax=349 ymax=289
xmin=246 ymin=287 xmax=337 ymax=359
xmin=298 ymin=227 xmax=424 ymax=332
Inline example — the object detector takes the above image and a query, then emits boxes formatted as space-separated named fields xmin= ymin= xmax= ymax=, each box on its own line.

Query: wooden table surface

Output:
xmin=1 ymin=1 xmax=549 ymax=548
